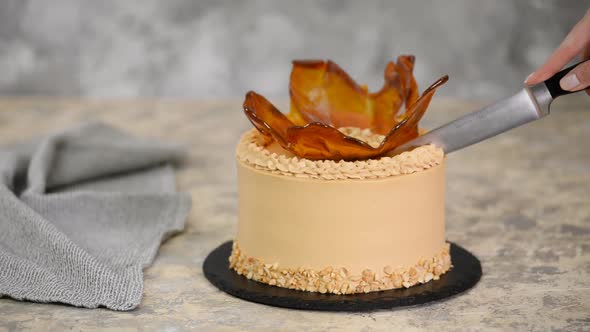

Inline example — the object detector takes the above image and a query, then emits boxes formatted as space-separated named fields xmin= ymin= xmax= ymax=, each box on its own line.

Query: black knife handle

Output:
xmin=544 ymin=59 xmax=590 ymax=98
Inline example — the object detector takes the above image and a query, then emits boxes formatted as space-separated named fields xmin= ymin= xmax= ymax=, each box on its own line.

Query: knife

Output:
xmin=393 ymin=59 xmax=589 ymax=154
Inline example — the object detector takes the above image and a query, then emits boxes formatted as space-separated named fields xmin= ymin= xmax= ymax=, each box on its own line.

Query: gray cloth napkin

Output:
xmin=0 ymin=122 xmax=191 ymax=311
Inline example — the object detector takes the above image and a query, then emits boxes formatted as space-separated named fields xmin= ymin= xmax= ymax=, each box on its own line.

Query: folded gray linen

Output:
xmin=0 ymin=122 xmax=191 ymax=310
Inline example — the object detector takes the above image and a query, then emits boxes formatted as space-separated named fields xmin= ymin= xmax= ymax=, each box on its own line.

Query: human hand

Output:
xmin=525 ymin=9 xmax=590 ymax=95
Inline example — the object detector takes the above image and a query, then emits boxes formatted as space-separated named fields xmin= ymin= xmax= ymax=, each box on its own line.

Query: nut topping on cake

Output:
xmin=229 ymin=241 xmax=452 ymax=295
xmin=236 ymin=128 xmax=444 ymax=180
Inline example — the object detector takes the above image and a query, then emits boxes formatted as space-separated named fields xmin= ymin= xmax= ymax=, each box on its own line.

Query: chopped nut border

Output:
xmin=229 ymin=241 xmax=452 ymax=295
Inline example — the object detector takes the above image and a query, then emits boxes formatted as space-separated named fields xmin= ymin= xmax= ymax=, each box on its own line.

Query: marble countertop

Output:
xmin=0 ymin=97 xmax=588 ymax=331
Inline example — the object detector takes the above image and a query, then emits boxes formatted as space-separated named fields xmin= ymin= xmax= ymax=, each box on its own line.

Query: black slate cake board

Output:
xmin=203 ymin=241 xmax=481 ymax=312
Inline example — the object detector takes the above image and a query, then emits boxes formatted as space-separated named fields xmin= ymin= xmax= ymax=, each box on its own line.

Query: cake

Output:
xmin=230 ymin=56 xmax=452 ymax=294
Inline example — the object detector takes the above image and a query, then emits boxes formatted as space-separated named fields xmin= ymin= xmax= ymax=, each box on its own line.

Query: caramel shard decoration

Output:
xmin=289 ymin=56 xmax=418 ymax=135
xmin=243 ymin=57 xmax=448 ymax=161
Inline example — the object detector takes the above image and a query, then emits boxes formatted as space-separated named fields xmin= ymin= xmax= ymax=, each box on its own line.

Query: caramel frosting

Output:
xmin=234 ymin=128 xmax=449 ymax=294
xmin=236 ymin=128 xmax=444 ymax=180
xmin=235 ymin=156 xmax=447 ymax=276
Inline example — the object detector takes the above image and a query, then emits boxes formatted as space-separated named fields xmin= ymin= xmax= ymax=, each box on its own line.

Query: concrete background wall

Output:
xmin=0 ymin=0 xmax=585 ymax=100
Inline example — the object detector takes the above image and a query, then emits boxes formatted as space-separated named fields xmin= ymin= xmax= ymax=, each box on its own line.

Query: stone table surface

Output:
xmin=0 ymin=97 xmax=588 ymax=331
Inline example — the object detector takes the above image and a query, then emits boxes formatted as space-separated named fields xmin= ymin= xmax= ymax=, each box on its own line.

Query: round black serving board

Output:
xmin=203 ymin=241 xmax=481 ymax=312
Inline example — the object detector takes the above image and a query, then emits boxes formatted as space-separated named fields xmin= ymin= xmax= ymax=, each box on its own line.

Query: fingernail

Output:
xmin=524 ymin=73 xmax=534 ymax=84
xmin=560 ymin=73 xmax=580 ymax=91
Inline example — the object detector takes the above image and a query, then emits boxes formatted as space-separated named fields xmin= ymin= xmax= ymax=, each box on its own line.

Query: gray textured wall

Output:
xmin=0 ymin=0 xmax=585 ymax=100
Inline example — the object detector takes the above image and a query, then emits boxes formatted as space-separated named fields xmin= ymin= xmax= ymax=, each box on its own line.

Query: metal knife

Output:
xmin=393 ymin=59 xmax=589 ymax=154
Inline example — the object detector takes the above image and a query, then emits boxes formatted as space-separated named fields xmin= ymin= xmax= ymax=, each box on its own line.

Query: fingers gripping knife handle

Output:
xmin=544 ymin=59 xmax=590 ymax=98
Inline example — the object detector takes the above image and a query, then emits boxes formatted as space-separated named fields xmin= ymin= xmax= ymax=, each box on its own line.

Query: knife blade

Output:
xmin=392 ymin=59 xmax=589 ymax=155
